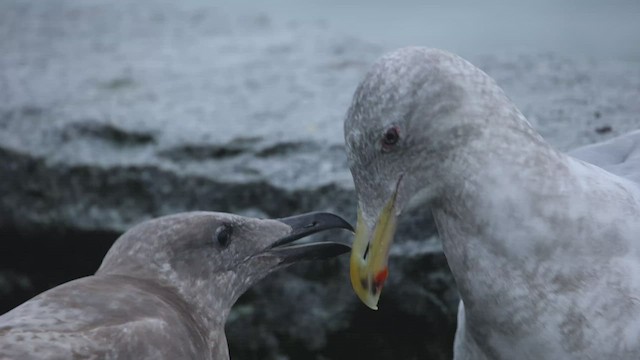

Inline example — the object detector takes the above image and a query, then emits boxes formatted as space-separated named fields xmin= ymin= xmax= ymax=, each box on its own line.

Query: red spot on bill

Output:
xmin=373 ymin=267 xmax=389 ymax=291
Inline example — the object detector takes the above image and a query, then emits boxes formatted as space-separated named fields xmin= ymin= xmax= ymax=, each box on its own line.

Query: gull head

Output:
xmin=344 ymin=47 xmax=521 ymax=309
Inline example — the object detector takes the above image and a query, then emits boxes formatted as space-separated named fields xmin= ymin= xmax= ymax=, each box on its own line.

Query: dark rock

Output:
xmin=595 ymin=125 xmax=613 ymax=134
xmin=1 ymin=0 xmax=640 ymax=359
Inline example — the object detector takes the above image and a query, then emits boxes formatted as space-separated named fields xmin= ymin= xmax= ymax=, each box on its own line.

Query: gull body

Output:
xmin=345 ymin=47 xmax=640 ymax=359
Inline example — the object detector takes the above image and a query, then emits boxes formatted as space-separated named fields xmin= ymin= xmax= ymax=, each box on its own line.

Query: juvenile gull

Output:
xmin=0 ymin=211 xmax=352 ymax=359
xmin=344 ymin=47 xmax=640 ymax=359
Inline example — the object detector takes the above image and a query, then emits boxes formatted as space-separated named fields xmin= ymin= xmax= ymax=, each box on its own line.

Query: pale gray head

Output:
xmin=345 ymin=47 xmax=534 ymax=309
xmin=98 ymin=211 xmax=352 ymax=319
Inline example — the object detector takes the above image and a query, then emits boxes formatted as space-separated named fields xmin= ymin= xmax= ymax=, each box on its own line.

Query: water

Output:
xmin=227 ymin=0 xmax=640 ymax=61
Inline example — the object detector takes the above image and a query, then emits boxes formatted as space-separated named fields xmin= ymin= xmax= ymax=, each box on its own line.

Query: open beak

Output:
xmin=350 ymin=190 xmax=399 ymax=310
xmin=269 ymin=212 xmax=353 ymax=263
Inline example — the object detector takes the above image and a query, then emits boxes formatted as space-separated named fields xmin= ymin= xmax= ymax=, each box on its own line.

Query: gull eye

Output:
xmin=215 ymin=224 xmax=233 ymax=248
xmin=381 ymin=126 xmax=400 ymax=151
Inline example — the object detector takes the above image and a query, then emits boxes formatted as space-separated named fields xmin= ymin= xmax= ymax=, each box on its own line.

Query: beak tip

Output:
xmin=353 ymin=292 xmax=380 ymax=310
xmin=357 ymin=294 xmax=380 ymax=311
xmin=349 ymin=201 xmax=397 ymax=312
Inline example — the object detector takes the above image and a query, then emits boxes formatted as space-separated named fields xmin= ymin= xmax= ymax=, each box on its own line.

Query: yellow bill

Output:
xmin=349 ymin=192 xmax=398 ymax=310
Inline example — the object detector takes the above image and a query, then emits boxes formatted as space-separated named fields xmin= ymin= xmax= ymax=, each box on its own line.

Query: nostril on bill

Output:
xmin=303 ymin=221 xmax=318 ymax=229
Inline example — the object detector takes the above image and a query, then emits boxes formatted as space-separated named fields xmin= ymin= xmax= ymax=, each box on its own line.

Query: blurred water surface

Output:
xmin=227 ymin=0 xmax=640 ymax=61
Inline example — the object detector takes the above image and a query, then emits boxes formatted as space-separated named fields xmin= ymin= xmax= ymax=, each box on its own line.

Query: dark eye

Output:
xmin=214 ymin=224 xmax=233 ymax=248
xmin=381 ymin=127 xmax=400 ymax=151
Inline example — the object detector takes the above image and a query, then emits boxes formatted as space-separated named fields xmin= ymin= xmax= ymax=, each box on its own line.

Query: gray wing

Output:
xmin=0 ymin=275 xmax=211 ymax=360
xmin=568 ymin=130 xmax=640 ymax=185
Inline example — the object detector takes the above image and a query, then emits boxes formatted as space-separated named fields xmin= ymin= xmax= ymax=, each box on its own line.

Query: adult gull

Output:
xmin=0 ymin=211 xmax=352 ymax=359
xmin=344 ymin=46 xmax=640 ymax=359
